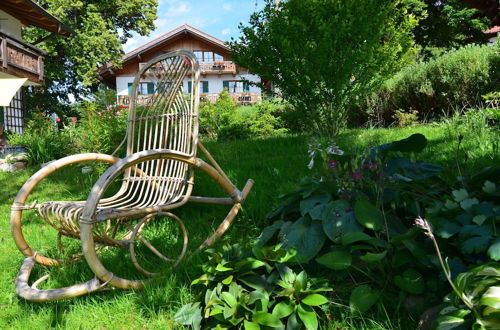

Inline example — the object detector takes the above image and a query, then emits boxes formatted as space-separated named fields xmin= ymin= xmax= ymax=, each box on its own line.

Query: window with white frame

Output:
xmin=223 ymin=80 xmax=250 ymax=93
xmin=193 ymin=51 xmax=225 ymax=63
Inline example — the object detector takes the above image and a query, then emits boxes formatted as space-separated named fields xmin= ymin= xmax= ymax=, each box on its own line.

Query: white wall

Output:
xmin=116 ymin=73 xmax=262 ymax=96
xmin=0 ymin=10 xmax=22 ymax=39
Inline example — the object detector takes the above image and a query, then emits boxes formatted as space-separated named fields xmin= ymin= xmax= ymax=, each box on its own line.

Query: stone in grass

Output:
xmin=0 ymin=163 xmax=17 ymax=172
xmin=14 ymin=161 xmax=27 ymax=170
xmin=6 ymin=152 xmax=28 ymax=163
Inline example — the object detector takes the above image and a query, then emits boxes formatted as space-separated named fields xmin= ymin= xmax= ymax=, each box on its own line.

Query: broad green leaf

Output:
xmin=301 ymin=294 xmax=329 ymax=306
xmin=483 ymin=181 xmax=496 ymax=194
xmin=354 ymin=199 xmax=384 ymax=230
xmin=460 ymin=198 xmax=479 ymax=212
xmin=221 ymin=292 xmax=237 ymax=307
xmin=252 ymin=312 xmax=283 ymax=327
xmin=462 ymin=236 xmax=489 ymax=254
xmin=479 ymin=287 xmax=500 ymax=309
xmin=322 ymin=209 xmax=362 ymax=242
xmin=297 ymin=303 xmax=318 ymax=329
xmin=216 ymin=263 xmax=233 ymax=272
xmin=174 ymin=302 xmax=202 ymax=329
xmin=472 ymin=215 xmax=487 ymax=226
xmin=452 ymin=189 xmax=468 ymax=202
xmin=487 ymin=239 xmax=500 ymax=261
xmin=349 ymin=285 xmax=380 ymax=313
xmin=435 ymin=220 xmax=461 ymax=239
xmin=222 ymin=275 xmax=233 ymax=285
xmin=272 ymin=301 xmax=295 ymax=318
xmin=360 ymin=251 xmax=387 ymax=262
xmin=280 ymin=217 xmax=326 ymax=263
xmin=316 ymin=250 xmax=352 ymax=270
xmin=286 ymin=312 xmax=300 ymax=330
xmin=394 ymin=269 xmax=425 ymax=294
xmin=341 ymin=232 xmax=372 ymax=245
xmin=300 ymin=194 xmax=331 ymax=216
xmin=294 ymin=271 xmax=307 ymax=292
xmin=257 ymin=221 xmax=284 ymax=247
xmin=244 ymin=320 xmax=261 ymax=330
xmin=435 ymin=315 xmax=467 ymax=330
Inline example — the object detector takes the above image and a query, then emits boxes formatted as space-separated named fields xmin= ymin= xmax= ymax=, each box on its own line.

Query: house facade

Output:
xmin=98 ymin=25 xmax=262 ymax=106
xmin=0 ymin=0 xmax=72 ymax=134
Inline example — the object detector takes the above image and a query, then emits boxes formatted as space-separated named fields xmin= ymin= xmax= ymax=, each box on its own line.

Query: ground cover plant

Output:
xmin=1 ymin=119 xmax=497 ymax=328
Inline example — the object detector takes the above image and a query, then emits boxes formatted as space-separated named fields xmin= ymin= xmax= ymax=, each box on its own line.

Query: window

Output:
xmin=223 ymin=80 xmax=250 ymax=93
xmin=128 ymin=82 xmax=155 ymax=95
xmin=200 ymin=81 xmax=209 ymax=94
xmin=193 ymin=50 xmax=225 ymax=63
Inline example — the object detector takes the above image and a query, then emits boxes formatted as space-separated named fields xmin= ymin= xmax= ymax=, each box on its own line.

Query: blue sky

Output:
xmin=123 ymin=0 xmax=264 ymax=53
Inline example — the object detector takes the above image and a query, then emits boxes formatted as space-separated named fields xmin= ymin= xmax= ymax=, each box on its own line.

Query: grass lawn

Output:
xmin=0 ymin=123 xmax=497 ymax=329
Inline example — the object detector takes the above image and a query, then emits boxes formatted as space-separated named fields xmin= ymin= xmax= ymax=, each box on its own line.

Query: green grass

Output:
xmin=0 ymin=122 xmax=497 ymax=329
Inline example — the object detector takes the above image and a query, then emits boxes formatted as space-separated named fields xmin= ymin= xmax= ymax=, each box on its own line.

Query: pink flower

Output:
xmin=56 ymin=117 xmax=61 ymax=123
xmin=352 ymin=171 xmax=362 ymax=180
xmin=368 ymin=161 xmax=377 ymax=170
xmin=328 ymin=160 xmax=338 ymax=169
xmin=38 ymin=113 xmax=44 ymax=117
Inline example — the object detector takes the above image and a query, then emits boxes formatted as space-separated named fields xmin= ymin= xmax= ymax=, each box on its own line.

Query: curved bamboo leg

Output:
xmin=15 ymin=256 xmax=107 ymax=302
xmin=128 ymin=212 xmax=188 ymax=276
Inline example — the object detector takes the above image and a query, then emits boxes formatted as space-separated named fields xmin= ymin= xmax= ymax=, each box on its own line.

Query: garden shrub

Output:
xmin=72 ymin=102 xmax=128 ymax=155
xmin=8 ymin=114 xmax=74 ymax=164
xmin=199 ymin=91 xmax=288 ymax=141
xmin=354 ymin=42 xmax=500 ymax=126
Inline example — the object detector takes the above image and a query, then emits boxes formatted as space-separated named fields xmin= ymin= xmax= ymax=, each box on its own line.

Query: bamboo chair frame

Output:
xmin=10 ymin=50 xmax=254 ymax=302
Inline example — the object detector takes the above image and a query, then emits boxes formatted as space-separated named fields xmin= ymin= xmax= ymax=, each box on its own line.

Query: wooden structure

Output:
xmin=11 ymin=50 xmax=254 ymax=302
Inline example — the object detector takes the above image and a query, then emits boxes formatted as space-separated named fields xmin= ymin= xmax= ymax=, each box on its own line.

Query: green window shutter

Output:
xmin=147 ymin=83 xmax=155 ymax=95
xmin=188 ymin=81 xmax=192 ymax=93
xmin=203 ymin=81 xmax=209 ymax=93
xmin=0 ymin=107 xmax=4 ymax=125
xmin=222 ymin=80 xmax=229 ymax=91
xmin=128 ymin=83 xmax=133 ymax=96
xmin=243 ymin=82 xmax=250 ymax=92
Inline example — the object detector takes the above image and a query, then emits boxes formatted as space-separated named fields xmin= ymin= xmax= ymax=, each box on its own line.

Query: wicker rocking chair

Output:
xmin=10 ymin=50 xmax=254 ymax=302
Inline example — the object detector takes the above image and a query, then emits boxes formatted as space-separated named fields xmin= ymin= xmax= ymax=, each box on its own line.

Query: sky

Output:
xmin=122 ymin=0 xmax=265 ymax=53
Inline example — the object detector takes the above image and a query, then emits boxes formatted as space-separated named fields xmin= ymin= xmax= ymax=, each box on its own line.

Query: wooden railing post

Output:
xmin=1 ymin=37 xmax=7 ymax=69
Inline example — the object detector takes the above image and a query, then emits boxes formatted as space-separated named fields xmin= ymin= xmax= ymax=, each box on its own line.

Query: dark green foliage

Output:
xmin=410 ymin=0 xmax=491 ymax=57
xmin=355 ymin=43 xmax=500 ymax=125
xmin=23 ymin=0 xmax=157 ymax=116
xmin=230 ymin=0 xmax=419 ymax=135
xmin=174 ymin=244 xmax=331 ymax=329
xmin=7 ymin=114 xmax=73 ymax=164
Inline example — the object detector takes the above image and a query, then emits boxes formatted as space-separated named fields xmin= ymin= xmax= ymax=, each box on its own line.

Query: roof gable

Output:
xmin=123 ymin=24 xmax=228 ymax=62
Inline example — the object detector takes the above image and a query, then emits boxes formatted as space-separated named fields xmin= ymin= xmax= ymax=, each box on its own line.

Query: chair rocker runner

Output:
xmin=10 ymin=50 xmax=254 ymax=302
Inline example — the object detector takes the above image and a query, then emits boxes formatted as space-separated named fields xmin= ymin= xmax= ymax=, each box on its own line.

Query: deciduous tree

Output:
xmin=23 ymin=0 xmax=157 ymax=117
xmin=230 ymin=0 xmax=420 ymax=135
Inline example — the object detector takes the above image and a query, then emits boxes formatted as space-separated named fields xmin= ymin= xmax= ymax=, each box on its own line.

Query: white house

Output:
xmin=98 ymin=24 xmax=263 ymax=106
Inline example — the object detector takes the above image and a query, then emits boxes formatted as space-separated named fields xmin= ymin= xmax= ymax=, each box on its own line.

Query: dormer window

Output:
xmin=194 ymin=51 xmax=224 ymax=63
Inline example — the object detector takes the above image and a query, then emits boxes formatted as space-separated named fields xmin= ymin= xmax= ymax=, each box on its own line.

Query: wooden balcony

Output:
xmin=138 ymin=61 xmax=237 ymax=76
xmin=117 ymin=92 xmax=260 ymax=107
xmin=199 ymin=61 xmax=236 ymax=75
xmin=0 ymin=32 xmax=45 ymax=84
xmin=201 ymin=92 xmax=260 ymax=105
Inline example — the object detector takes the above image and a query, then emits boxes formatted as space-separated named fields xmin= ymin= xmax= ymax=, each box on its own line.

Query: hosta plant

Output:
xmin=174 ymin=244 xmax=331 ymax=329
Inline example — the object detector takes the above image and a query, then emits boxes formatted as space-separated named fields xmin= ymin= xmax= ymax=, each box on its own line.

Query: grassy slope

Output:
xmin=0 ymin=124 xmax=497 ymax=329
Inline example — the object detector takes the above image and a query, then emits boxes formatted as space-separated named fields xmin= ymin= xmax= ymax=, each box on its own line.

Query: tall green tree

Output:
xmin=23 ymin=0 xmax=157 ymax=117
xmin=412 ymin=0 xmax=492 ymax=56
xmin=230 ymin=0 xmax=420 ymax=135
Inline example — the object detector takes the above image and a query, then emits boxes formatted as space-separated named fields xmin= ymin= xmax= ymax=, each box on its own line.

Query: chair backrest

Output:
xmin=119 ymin=50 xmax=200 ymax=208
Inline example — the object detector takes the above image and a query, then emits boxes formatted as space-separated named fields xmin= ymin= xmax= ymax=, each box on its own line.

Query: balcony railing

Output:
xmin=201 ymin=92 xmax=260 ymax=105
xmin=0 ymin=32 xmax=45 ymax=84
xmin=138 ymin=61 xmax=237 ymax=76
xmin=117 ymin=92 xmax=260 ymax=107
xmin=199 ymin=61 xmax=236 ymax=74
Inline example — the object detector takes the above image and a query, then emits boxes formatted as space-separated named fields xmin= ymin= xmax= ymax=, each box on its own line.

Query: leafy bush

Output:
xmin=72 ymin=102 xmax=128 ymax=155
xmin=355 ymin=43 xmax=500 ymax=125
xmin=175 ymin=244 xmax=330 ymax=329
xmin=8 ymin=114 xmax=74 ymax=164
xmin=199 ymin=92 xmax=288 ymax=141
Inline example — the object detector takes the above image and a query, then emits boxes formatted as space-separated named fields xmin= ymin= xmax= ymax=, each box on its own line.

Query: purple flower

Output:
xmin=328 ymin=160 xmax=338 ymax=169
xmin=367 ymin=161 xmax=377 ymax=170
xmin=352 ymin=171 xmax=362 ymax=180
